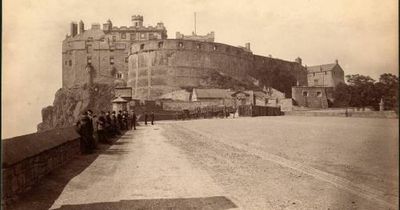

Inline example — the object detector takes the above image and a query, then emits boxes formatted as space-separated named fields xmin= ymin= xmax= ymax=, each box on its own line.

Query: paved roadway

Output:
xmin=9 ymin=116 xmax=398 ymax=210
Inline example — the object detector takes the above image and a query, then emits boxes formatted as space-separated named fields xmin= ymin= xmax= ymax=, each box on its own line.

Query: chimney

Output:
xmin=70 ymin=22 xmax=78 ymax=37
xmin=245 ymin=43 xmax=250 ymax=50
xmin=335 ymin=59 xmax=339 ymax=64
xmin=295 ymin=57 xmax=302 ymax=65
xmin=79 ymin=20 xmax=85 ymax=34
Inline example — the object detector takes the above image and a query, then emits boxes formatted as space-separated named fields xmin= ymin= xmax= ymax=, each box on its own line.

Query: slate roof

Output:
xmin=194 ymin=88 xmax=231 ymax=99
xmin=307 ymin=63 xmax=337 ymax=73
xmin=70 ymin=29 xmax=106 ymax=41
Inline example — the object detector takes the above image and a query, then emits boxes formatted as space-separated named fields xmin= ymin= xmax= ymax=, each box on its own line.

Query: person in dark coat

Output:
xmin=117 ymin=110 xmax=123 ymax=131
xmin=111 ymin=111 xmax=120 ymax=135
xmin=86 ymin=110 xmax=95 ymax=151
xmin=96 ymin=111 xmax=107 ymax=144
xmin=122 ymin=110 xmax=128 ymax=130
xmin=105 ymin=111 xmax=112 ymax=138
xmin=131 ymin=110 xmax=137 ymax=130
xmin=144 ymin=111 xmax=148 ymax=125
xmin=76 ymin=110 xmax=92 ymax=154
xmin=150 ymin=111 xmax=155 ymax=125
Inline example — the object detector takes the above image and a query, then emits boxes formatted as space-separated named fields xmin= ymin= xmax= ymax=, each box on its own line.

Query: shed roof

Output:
xmin=194 ymin=88 xmax=231 ymax=99
xmin=112 ymin=97 xmax=128 ymax=103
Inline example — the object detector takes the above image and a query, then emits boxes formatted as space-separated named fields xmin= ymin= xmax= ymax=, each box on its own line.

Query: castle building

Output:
xmin=127 ymin=39 xmax=308 ymax=100
xmin=62 ymin=16 xmax=167 ymax=88
xmin=306 ymin=60 xmax=345 ymax=87
xmin=291 ymin=60 xmax=345 ymax=108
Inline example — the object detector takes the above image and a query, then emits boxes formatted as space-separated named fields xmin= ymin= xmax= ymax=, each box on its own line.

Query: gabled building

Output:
xmin=307 ymin=60 xmax=345 ymax=88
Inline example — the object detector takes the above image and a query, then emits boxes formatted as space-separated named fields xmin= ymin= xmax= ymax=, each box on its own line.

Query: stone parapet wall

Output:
xmin=2 ymin=127 xmax=81 ymax=205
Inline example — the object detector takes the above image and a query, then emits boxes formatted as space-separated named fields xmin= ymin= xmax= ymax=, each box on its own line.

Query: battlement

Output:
xmin=132 ymin=15 xmax=144 ymax=21
xmin=130 ymin=39 xmax=254 ymax=58
xmin=176 ymin=31 xmax=215 ymax=42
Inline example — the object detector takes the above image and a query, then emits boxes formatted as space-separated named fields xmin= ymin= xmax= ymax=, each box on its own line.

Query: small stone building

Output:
xmin=292 ymin=86 xmax=335 ymax=109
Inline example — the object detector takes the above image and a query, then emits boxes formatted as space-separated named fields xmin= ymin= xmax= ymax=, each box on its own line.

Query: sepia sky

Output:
xmin=2 ymin=0 xmax=398 ymax=138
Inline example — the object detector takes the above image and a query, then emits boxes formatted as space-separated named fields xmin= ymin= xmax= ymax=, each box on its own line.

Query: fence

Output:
xmin=238 ymin=105 xmax=282 ymax=117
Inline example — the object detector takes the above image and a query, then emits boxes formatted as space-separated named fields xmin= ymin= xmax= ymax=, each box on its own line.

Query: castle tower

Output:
xmin=70 ymin=22 xmax=78 ymax=37
xmin=103 ymin=19 xmax=112 ymax=31
xmin=132 ymin=15 xmax=144 ymax=27
xmin=79 ymin=20 xmax=85 ymax=34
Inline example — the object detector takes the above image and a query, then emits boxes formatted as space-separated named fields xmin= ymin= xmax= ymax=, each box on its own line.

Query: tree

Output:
xmin=377 ymin=73 xmax=399 ymax=111
xmin=333 ymin=82 xmax=351 ymax=107
xmin=345 ymin=74 xmax=377 ymax=109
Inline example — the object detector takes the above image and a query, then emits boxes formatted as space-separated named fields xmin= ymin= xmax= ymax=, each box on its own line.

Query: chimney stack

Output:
xmin=295 ymin=57 xmax=302 ymax=65
xmin=79 ymin=20 xmax=85 ymax=34
xmin=70 ymin=22 xmax=78 ymax=37
xmin=245 ymin=43 xmax=251 ymax=50
xmin=335 ymin=59 xmax=339 ymax=64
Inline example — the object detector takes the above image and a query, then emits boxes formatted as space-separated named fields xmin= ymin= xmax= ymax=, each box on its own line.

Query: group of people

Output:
xmin=75 ymin=109 xmax=155 ymax=154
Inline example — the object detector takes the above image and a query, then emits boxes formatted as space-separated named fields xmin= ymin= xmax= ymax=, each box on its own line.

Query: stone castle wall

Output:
xmin=128 ymin=39 xmax=308 ymax=99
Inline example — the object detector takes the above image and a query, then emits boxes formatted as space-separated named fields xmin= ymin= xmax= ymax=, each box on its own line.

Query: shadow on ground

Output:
xmin=6 ymin=132 xmax=132 ymax=210
xmin=54 ymin=196 xmax=237 ymax=210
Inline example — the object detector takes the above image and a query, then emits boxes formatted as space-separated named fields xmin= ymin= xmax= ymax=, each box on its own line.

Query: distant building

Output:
xmin=176 ymin=31 xmax=215 ymax=42
xmin=291 ymin=86 xmax=335 ymax=109
xmin=291 ymin=60 xmax=345 ymax=109
xmin=306 ymin=60 xmax=345 ymax=88
xmin=62 ymin=16 xmax=167 ymax=88
xmin=191 ymin=88 xmax=231 ymax=102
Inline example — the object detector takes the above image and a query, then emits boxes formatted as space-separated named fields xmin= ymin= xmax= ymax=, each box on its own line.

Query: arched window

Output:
xmin=178 ymin=42 xmax=184 ymax=48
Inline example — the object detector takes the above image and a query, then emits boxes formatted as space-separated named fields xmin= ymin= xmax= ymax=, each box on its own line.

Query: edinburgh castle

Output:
xmin=38 ymin=15 xmax=344 ymax=131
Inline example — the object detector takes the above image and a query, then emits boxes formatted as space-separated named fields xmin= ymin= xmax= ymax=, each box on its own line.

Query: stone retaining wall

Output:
xmin=2 ymin=127 xmax=81 ymax=205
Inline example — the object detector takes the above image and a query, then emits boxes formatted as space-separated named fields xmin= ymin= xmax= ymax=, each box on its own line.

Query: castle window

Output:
xmin=68 ymin=60 xmax=72 ymax=66
xmin=196 ymin=44 xmax=201 ymax=49
xmin=149 ymin=33 xmax=155 ymax=40
xmin=110 ymin=56 xmax=114 ymax=64
xmin=302 ymin=91 xmax=308 ymax=97
xmin=325 ymin=71 xmax=327 ymax=75
xmin=158 ymin=42 xmax=163 ymax=48
xmin=130 ymin=33 xmax=136 ymax=41
xmin=125 ymin=57 xmax=129 ymax=63
xmin=140 ymin=44 xmax=145 ymax=50
xmin=64 ymin=60 xmax=68 ymax=65
xmin=116 ymin=72 xmax=123 ymax=79
xmin=112 ymin=36 xmax=116 ymax=42
xmin=140 ymin=33 xmax=145 ymax=39
xmin=87 ymin=56 xmax=92 ymax=64
xmin=121 ymin=33 xmax=126 ymax=39
xmin=313 ymin=72 xmax=315 ymax=77
xmin=213 ymin=45 xmax=218 ymax=51
xmin=316 ymin=91 xmax=322 ymax=97
xmin=178 ymin=42 xmax=184 ymax=48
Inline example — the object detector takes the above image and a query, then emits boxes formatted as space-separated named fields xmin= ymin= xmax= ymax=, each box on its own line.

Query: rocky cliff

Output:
xmin=37 ymin=83 xmax=117 ymax=132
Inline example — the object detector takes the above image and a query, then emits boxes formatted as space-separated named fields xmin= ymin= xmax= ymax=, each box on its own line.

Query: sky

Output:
xmin=2 ymin=0 xmax=398 ymax=138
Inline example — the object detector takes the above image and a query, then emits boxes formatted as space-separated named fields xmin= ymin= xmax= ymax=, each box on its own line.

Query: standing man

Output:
xmin=87 ymin=110 xmax=95 ymax=152
xmin=96 ymin=111 xmax=107 ymax=144
xmin=105 ymin=111 xmax=112 ymax=138
xmin=117 ymin=110 xmax=123 ymax=130
xmin=131 ymin=110 xmax=137 ymax=130
xmin=76 ymin=110 xmax=91 ymax=154
xmin=151 ymin=111 xmax=155 ymax=125
xmin=144 ymin=111 xmax=148 ymax=125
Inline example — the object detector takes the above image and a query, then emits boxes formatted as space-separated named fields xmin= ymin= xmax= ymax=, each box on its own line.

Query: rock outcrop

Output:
xmin=37 ymin=83 xmax=116 ymax=132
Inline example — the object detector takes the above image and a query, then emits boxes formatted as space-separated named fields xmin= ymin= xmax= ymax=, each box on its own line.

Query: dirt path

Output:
xmin=8 ymin=118 xmax=397 ymax=210
xmin=161 ymin=121 xmax=397 ymax=210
